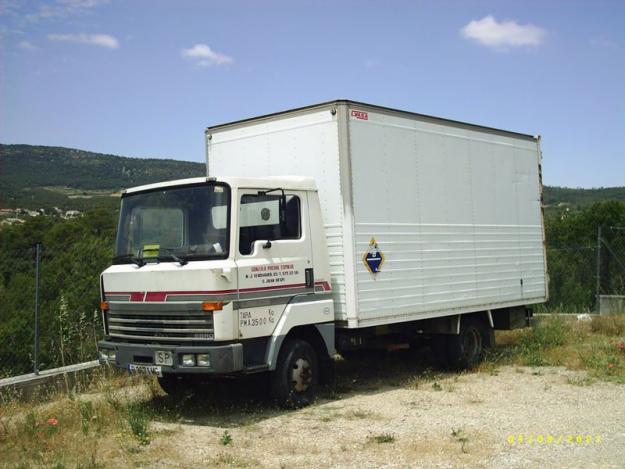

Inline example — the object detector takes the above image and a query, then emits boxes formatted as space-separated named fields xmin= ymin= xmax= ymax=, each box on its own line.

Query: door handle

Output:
xmin=305 ymin=268 xmax=314 ymax=289
xmin=220 ymin=267 xmax=232 ymax=282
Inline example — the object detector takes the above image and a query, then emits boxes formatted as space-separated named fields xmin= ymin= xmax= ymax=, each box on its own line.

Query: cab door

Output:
xmin=235 ymin=189 xmax=313 ymax=339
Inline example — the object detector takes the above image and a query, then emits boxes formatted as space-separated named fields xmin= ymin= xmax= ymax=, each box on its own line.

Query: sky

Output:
xmin=1 ymin=0 xmax=624 ymax=188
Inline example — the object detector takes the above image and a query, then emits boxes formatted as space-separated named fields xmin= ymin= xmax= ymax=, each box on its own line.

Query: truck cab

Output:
xmin=98 ymin=176 xmax=335 ymax=407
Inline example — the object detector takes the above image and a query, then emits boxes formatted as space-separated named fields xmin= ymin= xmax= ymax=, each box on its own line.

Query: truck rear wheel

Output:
xmin=446 ymin=318 xmax=486 ymax=369
xmin=270 ymin=339 xmax=318 ymax=408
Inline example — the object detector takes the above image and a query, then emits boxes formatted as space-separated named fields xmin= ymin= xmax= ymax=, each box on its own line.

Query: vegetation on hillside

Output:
xmin=544 ymin=186 xmax=625 ymax=209
xmin=0 ymin=144 xmax=204 ymax=210
xmin=2 ymin=144 xmax=625 ymax=212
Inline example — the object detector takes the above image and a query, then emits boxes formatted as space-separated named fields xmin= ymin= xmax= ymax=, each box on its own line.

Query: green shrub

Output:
xmin=79 ymin=401 xmax=94 ymax=435
xmin=220 ymin=430 xmax=233 ymax=446
xmin=370 ymin=433 xmax=395 ymax=444
xmin=517 ymin=317 xmax=570 ymax=365
xmin=126 ymin=405 xmax=150 ymax=445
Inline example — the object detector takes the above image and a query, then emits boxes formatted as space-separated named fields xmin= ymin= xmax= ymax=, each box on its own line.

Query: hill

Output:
xmin=0 ymin=144 xmax=204 ymax=211
xmin=543 ymin=186 xmax=625 ymax=209
xmin=1 ymin=143 xmax=624 ymax=212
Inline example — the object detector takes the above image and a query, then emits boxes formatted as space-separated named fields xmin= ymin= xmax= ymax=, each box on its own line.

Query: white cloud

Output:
xmin=461 ymin=15 xmax=545 ymax=49
xmin=181 ymin=44 xmax=233 ymax=66
xmin=18 ymin=40 xmax=37 ymax=50
xmin=47 ymin=33 xmax=119 ymax=49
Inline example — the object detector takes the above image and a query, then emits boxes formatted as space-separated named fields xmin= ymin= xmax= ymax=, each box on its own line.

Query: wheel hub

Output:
xmin=291 ymin=358 xmax=312 ymax=392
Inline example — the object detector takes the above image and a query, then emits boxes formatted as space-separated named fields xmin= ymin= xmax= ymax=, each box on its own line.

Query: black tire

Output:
xmin=447 ymin=318 xmax=487 ymax=369
xmin=270 ymin=339 xmax=318 ymax=408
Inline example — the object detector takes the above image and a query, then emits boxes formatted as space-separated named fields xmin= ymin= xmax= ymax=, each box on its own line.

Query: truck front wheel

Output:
xmin=446 ymin=318 xmax=487 ymax=369
xmin=270 ymin=339 xmax=318 ymax=408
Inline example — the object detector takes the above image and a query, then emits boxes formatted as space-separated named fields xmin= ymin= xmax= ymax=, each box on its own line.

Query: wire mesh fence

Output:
xmin=0 ymin=243 xmax=105 ymax=379
xmin=542 ymin=221 xmax=625 ymax=313
xmin=597 ymin=226 xmax=625 ymax=300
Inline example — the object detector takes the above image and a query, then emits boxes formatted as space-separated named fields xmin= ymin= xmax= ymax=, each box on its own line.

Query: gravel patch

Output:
xmin=142 ymin=366 xmax=625 ymax=468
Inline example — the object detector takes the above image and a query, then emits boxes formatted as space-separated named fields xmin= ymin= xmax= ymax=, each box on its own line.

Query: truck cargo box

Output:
xmin=206 ymin=100 xmax=548 ymax=328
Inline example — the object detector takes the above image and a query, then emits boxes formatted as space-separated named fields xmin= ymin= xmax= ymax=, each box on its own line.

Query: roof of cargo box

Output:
xmin=206 ymin=99 xmax=538 ymax=142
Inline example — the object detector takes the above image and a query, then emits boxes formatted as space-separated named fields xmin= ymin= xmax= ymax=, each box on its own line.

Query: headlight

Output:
xmin=182 ymin=354 xmax=196 ymax=366
xmin=99 ymin=349 xmax=116 ymax=362
xmin=196 ymin=354 xmax=210 ymax=367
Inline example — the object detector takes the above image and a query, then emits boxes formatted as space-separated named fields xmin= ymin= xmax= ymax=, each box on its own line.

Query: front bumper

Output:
xmin=98 ymin=340 xmax=244 ymax=374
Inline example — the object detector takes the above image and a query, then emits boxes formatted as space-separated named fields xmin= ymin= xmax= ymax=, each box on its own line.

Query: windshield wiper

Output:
xmin=161 ymin=248 xmax=188 ymax=266
xmin=113 ymin=254 xmax=145 ymax=267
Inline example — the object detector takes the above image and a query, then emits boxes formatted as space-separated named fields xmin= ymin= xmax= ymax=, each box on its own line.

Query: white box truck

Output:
xmin=98 ymin=100 xmax=548 ymax=407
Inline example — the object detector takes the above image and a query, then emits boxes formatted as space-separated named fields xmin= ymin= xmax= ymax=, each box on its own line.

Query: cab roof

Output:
xmin=123 ymin=176 xmax=317 ymax=195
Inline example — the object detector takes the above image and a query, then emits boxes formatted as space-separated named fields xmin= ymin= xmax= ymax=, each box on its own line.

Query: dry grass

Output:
xmin=482 ymin=314 xmax=625 ymax=383
xmin=0 ymin=370 xmax=161 ymax=468
xmin=590 ymin=314 xmax=625 ymax=336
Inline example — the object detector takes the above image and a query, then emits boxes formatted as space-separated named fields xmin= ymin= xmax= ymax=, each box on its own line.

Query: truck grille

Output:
xmin=107 ymin=308 xmax=214 ymax=345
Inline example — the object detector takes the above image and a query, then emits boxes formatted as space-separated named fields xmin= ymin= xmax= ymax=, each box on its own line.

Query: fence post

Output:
xmin=595 ymin=226 xmax=602 ymax=313
xmin=34 ymin=242 xmax=41 ymax=375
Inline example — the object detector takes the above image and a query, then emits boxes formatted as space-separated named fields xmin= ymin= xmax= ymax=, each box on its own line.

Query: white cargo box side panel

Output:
xmin=347 ymin=107 xmax=547 ymax=327
xmin=207 ymin=109 xmax=351 ymax=319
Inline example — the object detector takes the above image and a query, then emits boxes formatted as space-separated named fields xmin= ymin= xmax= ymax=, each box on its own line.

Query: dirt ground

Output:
xmin=114 ymin=350 xmax=625 ymax=469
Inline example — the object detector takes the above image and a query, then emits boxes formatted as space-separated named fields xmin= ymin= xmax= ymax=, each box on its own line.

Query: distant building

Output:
xmin=1 ymin=218 xmax=25 ymax=226
xmin=64 ymin=210 xmax=82 ymax=219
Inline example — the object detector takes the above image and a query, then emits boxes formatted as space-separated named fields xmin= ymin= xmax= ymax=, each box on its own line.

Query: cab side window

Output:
xmin=239 ymin=194 xmax=301 ymax=255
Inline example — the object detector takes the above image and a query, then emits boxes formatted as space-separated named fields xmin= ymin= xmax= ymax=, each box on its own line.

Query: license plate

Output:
xmin=154 ymin=350 xmax=173 ymax=366
xmin=128 ymin=364 xmax=162 ymax=377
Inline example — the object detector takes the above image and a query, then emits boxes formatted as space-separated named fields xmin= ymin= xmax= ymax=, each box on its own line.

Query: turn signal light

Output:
xmin=202 ymin=301 xmax=223 ymax=312
xmin=100 ymin=301 xmax=109 ymax=311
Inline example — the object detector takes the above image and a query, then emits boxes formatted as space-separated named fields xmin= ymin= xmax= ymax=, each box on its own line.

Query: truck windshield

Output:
xmin=113 ymin=182 xmax=230 ymax=264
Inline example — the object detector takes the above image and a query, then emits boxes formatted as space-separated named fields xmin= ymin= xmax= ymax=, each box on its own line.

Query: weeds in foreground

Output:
xmin=0 ymin=373 xmax=157 ymax=467
xmin=369 ymin=433 xmax=395 ymax=444
xmin=220 ymin=430 xmax=233 ymax=446
xmin=127 ymin=404 xmax=150 ymax=445
xmin=483 ymin=315 xmax=625 ymax=382
xmin=591 ymin=316 xmax=625 ymax=336
xmin=516 ymin=316 xmax=570 ymax=366
xmin=451 ymin=428 xmax=469 ymax=453
xmin=567 ymin=375 xmax=595 ymax=386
